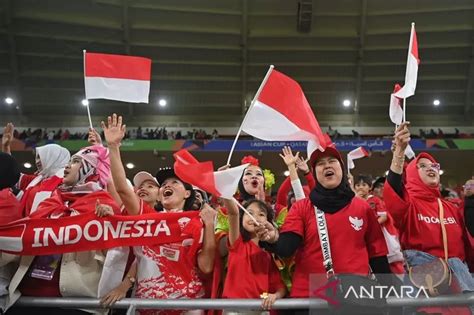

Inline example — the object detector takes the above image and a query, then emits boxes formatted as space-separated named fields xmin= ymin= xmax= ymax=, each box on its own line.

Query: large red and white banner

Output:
xmin=0 ymin=211 xmax=201 ymax=256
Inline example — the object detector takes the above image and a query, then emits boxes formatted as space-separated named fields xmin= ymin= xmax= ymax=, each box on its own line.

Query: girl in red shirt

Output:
xmin=223 ymin=198 xmax=286 ymax=313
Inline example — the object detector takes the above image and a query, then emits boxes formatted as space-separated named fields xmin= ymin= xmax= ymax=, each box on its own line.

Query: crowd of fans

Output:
xmin=12 ymin=127 xmax=220 ymax=143
xmin=0 ymin=117 xmax=473 ymax=315
xmin=8 ymin=126 xmax=474 ymax=146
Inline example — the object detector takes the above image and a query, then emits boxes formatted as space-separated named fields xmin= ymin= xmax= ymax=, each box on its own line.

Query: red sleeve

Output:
xmin=0 ymin=189 xmax=21 ymax=224
xmin=227 ymin=234 xmax=243 ymax=252
xmin=269 ymin=259 xmax=285 ymax=292
xmin=305 ymin=172 xmax=316 ymax=190
xmin=367 ymin=196 xmax=386 ymax=215
xmin=280 ymin=200 xmax=306 ymax=237
xmin=18 ymin=173 xmax=36 ymax=190
xmin=276 ymin=176 xmax=292 ymax=209
xmin=364 ymin=205 xmax=388 ymax=258
xmin=383 ymin=181 xmax=410 ymax=228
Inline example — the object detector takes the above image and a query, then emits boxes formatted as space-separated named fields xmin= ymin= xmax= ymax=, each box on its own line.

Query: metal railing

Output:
xmin=15 ymin=294 xmax=474 ymax=314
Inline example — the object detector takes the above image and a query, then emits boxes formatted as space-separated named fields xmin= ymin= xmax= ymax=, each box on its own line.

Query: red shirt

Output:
xmin=134 ymin=205 xmax=205 ymax=307
xmin=0 ymin=189 xmax=21 ymax=225
xmin=383 ymin=152 xmax=467 ymax=261
xmin=18 ymin=173 xmax=63 ymax=217
xmin=367 ymin=195 xmax=386 ymax=216
xmin=281 ymin=198 xmax=388 ymax=297
xmin=223 ymin=236 xmax=284 ymax=298
xmin=384 ymin=181 xmax=466 ymax=260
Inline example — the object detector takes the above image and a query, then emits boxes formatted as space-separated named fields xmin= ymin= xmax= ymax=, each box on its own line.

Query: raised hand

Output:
xmin=296 ymin=155 xmax=310 ymax=174
xmin=2 ymin=123 xmax=14 ymax=148
xmin=255 ymin=221 xmax=279 ymax=243
xmin=87 ymin=128 xmax=102 ymax=145
xmin=393 ymin=122 xmax=411 ymax=153
xmin=279 ymin=146 xmax=299 ymax=166
xmin=200 ymin=203 xmax=217 ymax=226
xmin=101 ymin=113 xmax=126 ymax=147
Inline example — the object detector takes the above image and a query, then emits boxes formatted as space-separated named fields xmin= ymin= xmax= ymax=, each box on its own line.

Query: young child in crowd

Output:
xmin=222 ymin=198 xmax=286 ymax=315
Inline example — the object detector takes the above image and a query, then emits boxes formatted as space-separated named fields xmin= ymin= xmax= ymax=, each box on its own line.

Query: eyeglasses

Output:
xmin=416 ymin=163 xmax=441 ymax=172
xmin=463 ymin=184 xmax=474 ymax=189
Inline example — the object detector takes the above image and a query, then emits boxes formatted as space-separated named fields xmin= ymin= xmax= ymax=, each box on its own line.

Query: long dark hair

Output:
xmin=239 ymin=199 xmax=274 ymax=242
xmin=237 ymin=166 xmax=265 ymax=202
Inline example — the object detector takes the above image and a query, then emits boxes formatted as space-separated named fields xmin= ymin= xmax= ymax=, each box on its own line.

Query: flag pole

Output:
xmin=226 ymin=65 xmax=275 ymax=165
xmin=83 ymin=50 xmax=93 ymax=129
xmin=232 ymin=197 xmax=259 ymax=225
xmin=402 ymin=23 xmax=415 ymax=123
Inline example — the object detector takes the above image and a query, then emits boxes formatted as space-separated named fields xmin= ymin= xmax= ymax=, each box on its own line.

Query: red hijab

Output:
xmin=405 ymin=152 xmax=441 ymax=202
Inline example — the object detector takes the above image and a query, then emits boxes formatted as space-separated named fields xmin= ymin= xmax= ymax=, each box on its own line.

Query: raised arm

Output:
xmin=223 ymin=198 xmax=240 ymax=247
xmin=2 ymin=123 xmax=14 ymax=154
xmin=387 ymin=122 xmax=411 ymax=197
xmin=279 ymin=146 xmax=305 ymax=200
xmin=197 ymin=204 xmax=217 ymax=274
xmin=101 ymin=114 xmax=140 ymax=215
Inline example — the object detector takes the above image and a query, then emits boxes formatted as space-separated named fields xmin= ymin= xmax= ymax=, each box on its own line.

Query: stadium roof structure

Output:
xmin=0 ymin=0 xmax=473 ymax=128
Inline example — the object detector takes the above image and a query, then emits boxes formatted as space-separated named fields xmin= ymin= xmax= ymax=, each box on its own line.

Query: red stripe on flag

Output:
xmin=257 ymin=70 xmax=326 ymax=147
xmin=85 ymin=52 xmax=151 ymax=81
xmin=173 ymin=150 xmax=221 ymax=197
xmin=411 ymin=28 xmax=420 ymax=64
xmin=361 ymin=147 xmax=369 ymax=157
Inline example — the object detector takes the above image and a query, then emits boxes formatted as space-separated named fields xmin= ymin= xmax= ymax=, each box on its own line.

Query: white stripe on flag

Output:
xmin=214 ymin=164 xmax=249 ymax=199
xmin=242 ymin=100 xmax=318 ymax=157
xmin=393 ymin=54 xmax=418 ymax=99
xmin=85 ymin=77 xmax=150 ymax=103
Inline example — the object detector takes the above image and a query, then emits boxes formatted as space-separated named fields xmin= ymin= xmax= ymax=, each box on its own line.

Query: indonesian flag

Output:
xmin=241 ymin=68 xmax=327 ymax=157
xmin=393 ymin=24 xmax=420 ymax=99
xmin=174 ymin=149 xmax=248 ymax=199
xmin=347 ymin=146 xmax=369 ymax=170
xmin=84 ymin=52 xmax=152 ymax=103
xmin=389 ymin=84 xmax=403 ymax=125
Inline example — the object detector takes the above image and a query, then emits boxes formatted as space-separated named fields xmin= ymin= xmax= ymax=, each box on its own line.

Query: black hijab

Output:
xmin=0 ymin=152 xmax=20 ymax=190
xmin=309 ymin=173 xmax=355 ymax=214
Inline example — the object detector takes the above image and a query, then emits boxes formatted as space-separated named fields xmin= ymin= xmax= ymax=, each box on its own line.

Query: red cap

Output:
xmin=309 ymin=146 xmax=344 ymax=170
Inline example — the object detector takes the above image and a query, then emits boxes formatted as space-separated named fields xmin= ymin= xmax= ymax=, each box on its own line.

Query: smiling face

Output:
xmin=242 ymin=165 xmax=264 ymax=196
xmin=314 ymin=156 xmax=343 ymax=189
xmin=63 ymin=156 xmax=82 ymax=186
xmin=242 ymin=201 xmax=269 ymax=235
xmin=136 ymin=180 xmax=160 ymax=206
xmin=417 ymin=157 xmax=440 ymax=187
xmin=159 ymin=177 xmax=191 ymax=211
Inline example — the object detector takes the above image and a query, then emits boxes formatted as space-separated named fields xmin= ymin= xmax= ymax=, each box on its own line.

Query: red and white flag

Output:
xmin=241 ymin=68 xmax=327 ymax=158
xmin=84 ymin=52 xmax=152 ymax=103
xmin=393 ymin=23 xmax=420 ymax=99
xmin=174 ymin=149 xmax=248 ymax=199
xmin=347 ymin=146 xmax=369 ymax=170
xmin=389 ymin=83 xmax=403 ymax=125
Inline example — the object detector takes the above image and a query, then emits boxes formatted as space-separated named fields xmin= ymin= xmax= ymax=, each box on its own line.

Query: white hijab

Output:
xmin=36 ymin=144 xmax=70 ymax=179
